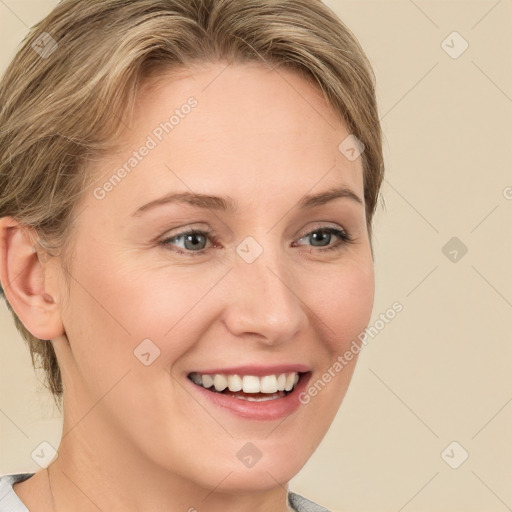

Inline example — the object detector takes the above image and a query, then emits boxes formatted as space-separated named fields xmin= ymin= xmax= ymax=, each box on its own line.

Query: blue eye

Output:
xmin=160 ymin=226 xmax=353 ymax=256
xmin=294 ymin=227 xmax=353 ymax=252
xmin=161 ymin=229 xmax=213 ymax=255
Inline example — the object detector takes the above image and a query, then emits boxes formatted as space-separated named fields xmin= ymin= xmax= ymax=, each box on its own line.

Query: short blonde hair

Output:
xmin=0 ymin=0 xmax=384 ymax=404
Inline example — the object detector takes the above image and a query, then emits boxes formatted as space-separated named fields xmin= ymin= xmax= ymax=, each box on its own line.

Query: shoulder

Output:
xmin=288 ymin=491 xmax=332 ymax=512
xmin=0 ymin=474 xmax=34 ymax=512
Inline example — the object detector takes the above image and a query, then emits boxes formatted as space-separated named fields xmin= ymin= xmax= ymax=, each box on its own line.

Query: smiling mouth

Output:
xmin=187 ymin=371 xmax=306 ymax=402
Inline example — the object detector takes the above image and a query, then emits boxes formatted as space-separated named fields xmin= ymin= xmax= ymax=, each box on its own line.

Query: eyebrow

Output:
xmin=131 ymin=185 xmax=363 ymax=217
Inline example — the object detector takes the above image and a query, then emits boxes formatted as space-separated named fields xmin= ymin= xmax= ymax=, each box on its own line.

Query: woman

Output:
xmin=0 ymin=0 xmax=384 ymax=510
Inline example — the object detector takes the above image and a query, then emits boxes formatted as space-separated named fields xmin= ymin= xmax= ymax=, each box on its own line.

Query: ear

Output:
xmin=0 ymin=216 xmax=65 ymax=340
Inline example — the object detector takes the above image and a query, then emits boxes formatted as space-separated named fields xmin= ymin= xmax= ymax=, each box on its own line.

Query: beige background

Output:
xmin=1 ymin=1 xmax=511 ymax=511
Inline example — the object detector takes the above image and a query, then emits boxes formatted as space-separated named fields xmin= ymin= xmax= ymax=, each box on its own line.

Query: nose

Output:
xmin=221 ymin=247 xmax=308 ymax=346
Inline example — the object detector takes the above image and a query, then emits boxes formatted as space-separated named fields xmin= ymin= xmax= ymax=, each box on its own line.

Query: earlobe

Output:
xmin=0 ymin=216 xmax=65 ymax=340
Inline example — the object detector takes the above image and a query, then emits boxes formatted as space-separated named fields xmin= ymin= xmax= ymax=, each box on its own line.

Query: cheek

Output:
xmin=306 ymin=257 xmax=375 ymax=354
xmin=65 ymin=244 xmax=374 ymax=370
xmin=63 ymin=247 xmax=218 ymax=375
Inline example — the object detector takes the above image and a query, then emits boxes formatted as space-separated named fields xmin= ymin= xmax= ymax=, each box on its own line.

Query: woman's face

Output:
xmin=54 ymin=63 xmax=374 ymax=490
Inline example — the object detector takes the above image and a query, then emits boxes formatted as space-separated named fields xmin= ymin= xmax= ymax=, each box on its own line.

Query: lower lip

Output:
xmin=187 ymin=373 xmax=312 ymax=421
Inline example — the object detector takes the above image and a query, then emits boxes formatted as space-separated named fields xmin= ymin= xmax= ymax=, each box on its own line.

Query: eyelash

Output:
xmin=159 ymin=226 xmax=354 ymax=256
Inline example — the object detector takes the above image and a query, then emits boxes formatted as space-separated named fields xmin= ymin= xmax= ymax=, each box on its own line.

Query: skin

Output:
xmin=0 ymin=62 xmax=374 ymax=512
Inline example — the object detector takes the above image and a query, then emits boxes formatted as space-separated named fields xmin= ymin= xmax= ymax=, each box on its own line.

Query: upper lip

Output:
xmin=187 ymin=364 xmax=311 ymax=377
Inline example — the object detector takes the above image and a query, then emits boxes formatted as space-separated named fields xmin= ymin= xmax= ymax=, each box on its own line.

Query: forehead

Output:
xmin=90 ymin=63 xmax=364 ymax=212
xmin=134 ymin=62 xmax=349 ymax=150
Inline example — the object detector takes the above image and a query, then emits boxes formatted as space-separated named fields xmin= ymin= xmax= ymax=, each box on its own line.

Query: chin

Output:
xmin=204 ymin=463 xmax=303 ymax=494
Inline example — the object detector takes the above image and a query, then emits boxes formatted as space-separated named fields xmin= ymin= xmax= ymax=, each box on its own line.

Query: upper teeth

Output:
xmin=189 ymin=372 xmax=300 ymax=394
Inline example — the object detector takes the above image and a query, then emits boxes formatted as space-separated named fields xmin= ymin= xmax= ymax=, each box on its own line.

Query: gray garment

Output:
xmin=0 ymin=473 xmax=330 ymax=512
